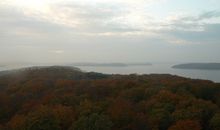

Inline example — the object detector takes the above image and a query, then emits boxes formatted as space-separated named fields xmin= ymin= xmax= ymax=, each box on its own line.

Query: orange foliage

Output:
xmin=168 ymin=120 xmax=202 ymax=130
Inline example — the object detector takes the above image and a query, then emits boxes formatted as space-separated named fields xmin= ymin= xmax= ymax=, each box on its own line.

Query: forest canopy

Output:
xmin=0 ymin=66 xmax=220 ymax=130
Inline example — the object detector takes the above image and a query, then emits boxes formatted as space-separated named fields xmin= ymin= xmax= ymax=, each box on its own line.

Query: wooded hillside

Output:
xmin=0 ymin=66 xmax=220 ymax=130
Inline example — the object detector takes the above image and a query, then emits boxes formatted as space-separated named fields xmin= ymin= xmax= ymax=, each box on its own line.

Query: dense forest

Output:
xmin=0 ymin=66 xmax=220 ymax=130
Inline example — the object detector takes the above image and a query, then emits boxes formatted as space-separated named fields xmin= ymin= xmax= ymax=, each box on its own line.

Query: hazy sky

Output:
xmin=0 ymin=0 xmax=220 ymax=64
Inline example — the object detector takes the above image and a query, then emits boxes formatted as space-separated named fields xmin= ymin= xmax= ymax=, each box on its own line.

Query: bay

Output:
xmin=0 ymin=63 xmax=220 ymax=83
xmin=77 ymin=63 xmax=220 ymax=83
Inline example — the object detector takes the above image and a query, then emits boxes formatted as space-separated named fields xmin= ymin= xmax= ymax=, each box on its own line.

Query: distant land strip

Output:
xmin=172 ymin=63 xmax=220 ymax=70
xmin=70 ymin=62 xmax=152 ymax=67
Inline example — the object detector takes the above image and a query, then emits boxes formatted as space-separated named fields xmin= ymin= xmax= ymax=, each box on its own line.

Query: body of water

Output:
xmin=0 ymin=64 xmax=220 ymax=83
xmin=77 ymin=63 xmax=220 ymax=83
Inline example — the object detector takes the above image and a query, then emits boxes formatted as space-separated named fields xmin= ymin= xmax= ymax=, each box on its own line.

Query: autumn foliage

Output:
xmin=0 ymin=66 xmax=220 ymax=130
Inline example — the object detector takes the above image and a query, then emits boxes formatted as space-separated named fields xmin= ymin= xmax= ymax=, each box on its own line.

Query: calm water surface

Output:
xmin=77 ymin=63 xmax=220 ymax=83
xmin=0 ymin=64 xmax=220 ymax=83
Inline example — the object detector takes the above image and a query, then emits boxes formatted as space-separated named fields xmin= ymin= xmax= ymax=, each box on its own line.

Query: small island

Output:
xmin=172 ymin=63 xmax=220 ymax=70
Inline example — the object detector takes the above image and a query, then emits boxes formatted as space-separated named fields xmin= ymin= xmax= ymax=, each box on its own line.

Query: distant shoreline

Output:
xmin=172 ymin=63 xmax=220 ymax=70
xmin=70 ymin=63 xmax=152 ymax=67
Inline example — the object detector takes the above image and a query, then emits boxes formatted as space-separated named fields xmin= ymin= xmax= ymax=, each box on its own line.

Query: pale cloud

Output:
xmin=1 ymin=0 xmax=220 ymax=40
xmin=0 ymin=0 xmax=220 ymax=63
xmin=2 ymin=0 xmax=218 ymax=35
xmin=1 ymin=4 xmax=220 ymax=44
xmin=49 ymin=50 xmax=64 ymax=54
xmin=0 ymin=0 xmax=167 ymax=33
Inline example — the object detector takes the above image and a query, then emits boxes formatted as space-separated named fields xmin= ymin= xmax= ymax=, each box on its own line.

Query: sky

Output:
xmin=0 ymin=0 xmax=220 ymax=64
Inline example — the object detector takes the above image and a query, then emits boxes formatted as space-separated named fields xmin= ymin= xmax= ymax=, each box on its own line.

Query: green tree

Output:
xmin=210 ymin=113 xmax=220 ymax=130
xmin=72 ymin=113 xmax=112 ymax=130
xmin=25 ymin=105 xmax=60 ymax=130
